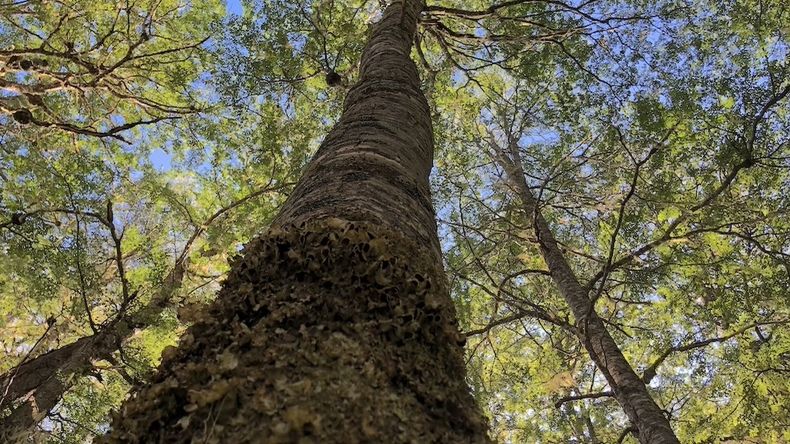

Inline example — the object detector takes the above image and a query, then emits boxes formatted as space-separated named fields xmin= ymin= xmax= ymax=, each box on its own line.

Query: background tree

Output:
xmin=428 ymin=0 xmax=790 ymax=441
xmin=0 ymin=1 xmax=315 ymax=440
xmin=0 ymin=0 xmax=224 ymax=140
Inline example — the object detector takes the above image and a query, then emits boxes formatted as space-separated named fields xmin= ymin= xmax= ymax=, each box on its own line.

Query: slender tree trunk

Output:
xmin=0 ymin=263 xmax=187 ymax=441
xmin=499 ymin=147 xmax=679 ymax=444
xmin=0 ymin=332 xmax=121 ymax=441
xmin=101 ymin=1 xmax=490 ymax=443
xmin=0 ymin=185 xmax=282 ymax=440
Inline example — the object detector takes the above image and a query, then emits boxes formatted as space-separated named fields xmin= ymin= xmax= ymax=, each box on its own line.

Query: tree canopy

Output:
xmin=1 ymin=0 xmax=788 ymax=442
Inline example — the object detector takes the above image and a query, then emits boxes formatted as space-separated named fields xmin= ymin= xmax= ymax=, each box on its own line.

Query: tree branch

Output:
xmin=554 ymin=390 xmax=614 ymax=408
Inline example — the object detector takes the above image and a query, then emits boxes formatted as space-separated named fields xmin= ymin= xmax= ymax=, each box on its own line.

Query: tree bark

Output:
xmin=100 ymin=1 xmax=490 ymax=443
xmin=0 ymin=333 xmax=113 ymax=440
xmin=498 ymin=147 xmax=680 ymax=444
xmin=0 ymin=335 xmax=96 ymax=412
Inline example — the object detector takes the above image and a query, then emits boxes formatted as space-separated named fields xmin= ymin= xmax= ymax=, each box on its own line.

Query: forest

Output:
xmin=0 ymin=0 xmax=788 ymax=442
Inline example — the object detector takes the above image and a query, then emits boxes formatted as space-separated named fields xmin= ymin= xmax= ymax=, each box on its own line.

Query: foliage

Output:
xmin=1 ymin=0 xmax=788 ymax=442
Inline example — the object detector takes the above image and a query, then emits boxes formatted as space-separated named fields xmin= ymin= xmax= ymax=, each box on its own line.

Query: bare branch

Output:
xmin=642 ymin=320 xmax=789 ymax=383
xmin=554 ymin=390 xmax=614 ymax=408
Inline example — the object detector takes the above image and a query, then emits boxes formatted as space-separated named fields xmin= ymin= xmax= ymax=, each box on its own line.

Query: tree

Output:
xmin=101 ymin=1 xmax=491 ymax=442
xmin=0 ymin=0 xmax=221 ymax=141
xmin=0 ymin=76 xmax=315 ymax=438
xmin=430 ymin=0 xmax=790 ymax=437
xmin=413 ymin=1 xmax=683 ymax=441
xmin=2 ymin=0 xmax=788 ymax=442
xmin=0 ymin=181 xmax=289 ymax=440
xmin=0 ymin=2 xmax=312 ymax=439
xmin=492 ymin=129 xmax=678 ymax=443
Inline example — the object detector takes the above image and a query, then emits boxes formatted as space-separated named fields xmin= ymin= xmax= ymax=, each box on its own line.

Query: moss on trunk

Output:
xmin=103 ymin=220 xmax=489 ymax=443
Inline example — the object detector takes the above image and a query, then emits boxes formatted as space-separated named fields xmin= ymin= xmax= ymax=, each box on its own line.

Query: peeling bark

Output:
xmin=499 ymin=149 xmax=680 ymax=444
xmin=100 ymin=1 xmax=490 ymax=443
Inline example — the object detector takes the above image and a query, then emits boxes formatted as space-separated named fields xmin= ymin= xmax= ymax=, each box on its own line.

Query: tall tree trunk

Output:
xmin=101 ymin=1 xmax=490 ymax=443
xmin=498 ymin=146 xmax=679 ymax=444
xmin=0 ymin=333 xmax=120 ymax=440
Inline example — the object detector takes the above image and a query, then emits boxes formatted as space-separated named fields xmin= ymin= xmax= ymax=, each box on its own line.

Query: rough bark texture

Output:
xmin=501 ymin=151 xmax=679 ymax=444
xmin=0 ymin=336 xmax=94 ymax=411
xmin=100 ymin=1 xmax=490 ymax=442
xmin=274 ymin=2 xmax=439 ymax=258
xmin=0 ymin=335 xmax=103 ymax=439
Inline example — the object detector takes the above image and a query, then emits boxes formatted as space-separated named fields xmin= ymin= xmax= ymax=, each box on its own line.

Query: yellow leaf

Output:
xmin=545 ymin=371 xmax=575 ymax=393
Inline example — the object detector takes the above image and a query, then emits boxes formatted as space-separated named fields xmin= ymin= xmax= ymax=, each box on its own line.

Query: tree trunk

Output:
xmin=101 ymin=1 xmax=490 ymax=443
xmin=0 ymin=262 xmax=187 ymax=441
xmin=0 ymin=185 xmax=281 ymax=440
xmin=0 ymin=335 xmax=96 ymax=412
xmin=0 ymin=333 xmax=115 ymax=441
xmin=499 ymin=147 xmax=679 ymax=444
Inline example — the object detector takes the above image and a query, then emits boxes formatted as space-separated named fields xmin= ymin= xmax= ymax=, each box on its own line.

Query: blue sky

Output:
xmin=226 ymin=0 xmax=243 ymax=16
xmin=149 ymin=148 xmax=173 ymax=171
xmin=148 ymin=0 xmax=242 ymax=171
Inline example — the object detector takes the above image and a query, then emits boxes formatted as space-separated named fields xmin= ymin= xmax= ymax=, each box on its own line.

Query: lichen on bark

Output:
xmin=102 ymin=219 xmax=489 ymax=443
